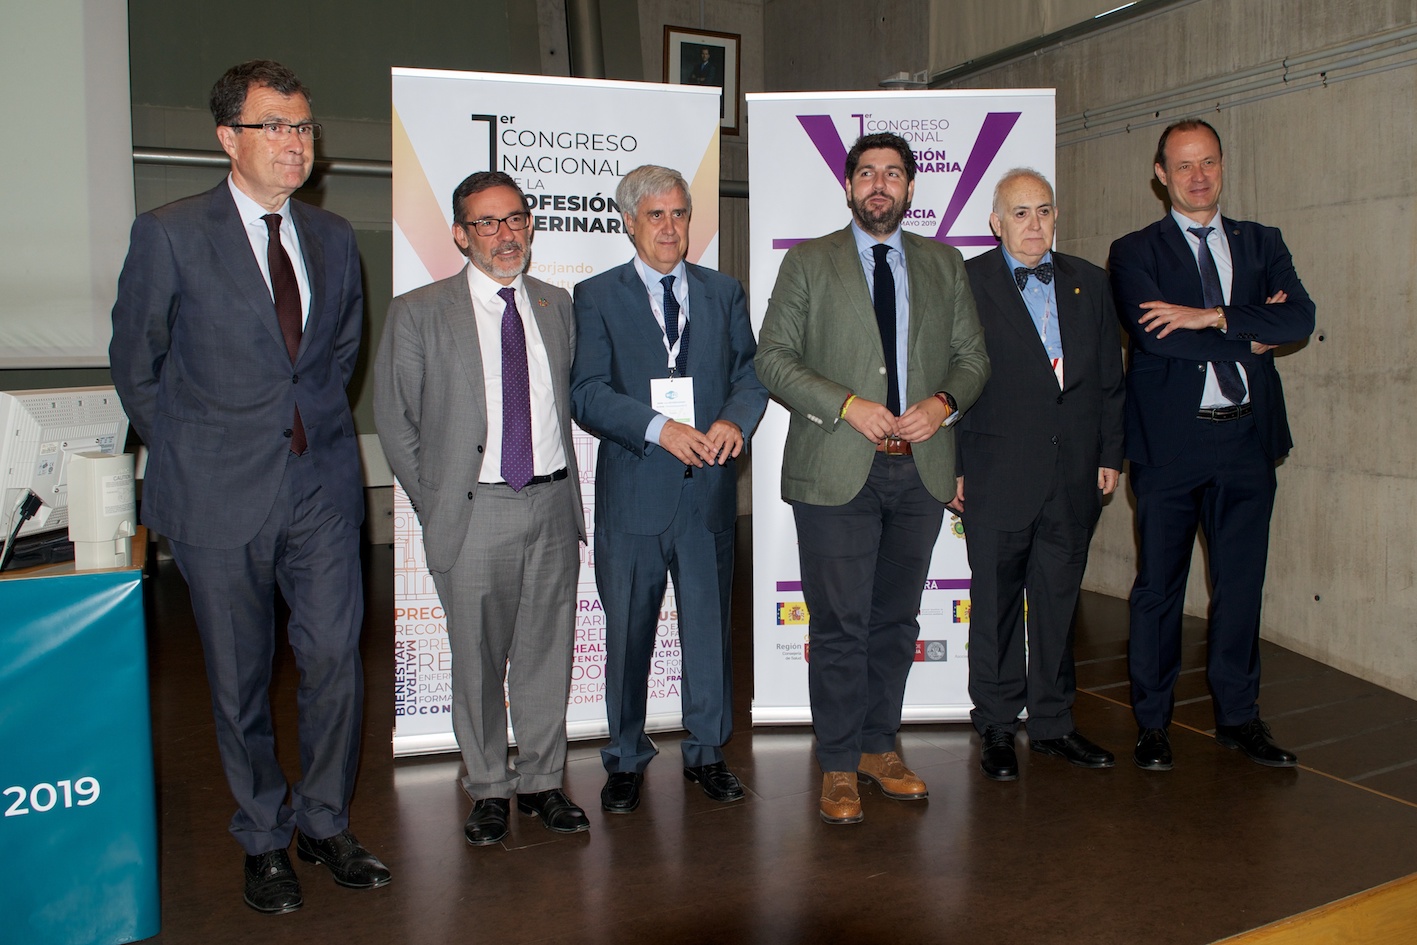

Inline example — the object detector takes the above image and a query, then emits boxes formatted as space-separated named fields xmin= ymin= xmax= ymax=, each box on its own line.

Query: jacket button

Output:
xmin=1056 ymin=395 xmax=1064 ymax=405
xmin=1051 ymin=435 xmax=1059 ymax=446
xmin=477 ymin=445 xmax=484 ymax=453
xmin=1197 ymin=364 xmax=1206 ymax=372
xmin=283 ymin=429 xmax=293 ymax=438
xmin=467 ymin=491 xmax=475 ymax=500
xmin=292 ymin=373 xmax=299 ymax=383
xmin=878 ymin=366 xmax=887 ymax=375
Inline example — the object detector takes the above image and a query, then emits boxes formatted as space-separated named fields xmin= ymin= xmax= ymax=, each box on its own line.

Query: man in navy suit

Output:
xmin=571 ymin=164 xmax=767 ymax=814
xmin=1108 ymin=119 xmax=1314 ymax=771
xmin=957 ymin=169 xmax=1125 ymax=781
xmin=110 ymin=60 xmax=388 ymax=915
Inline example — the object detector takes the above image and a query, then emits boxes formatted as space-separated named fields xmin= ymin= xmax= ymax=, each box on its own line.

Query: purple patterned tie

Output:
xmin=1189 ymin=225 xmax=1246 ymax=404
xmin=262 ymin=213 xmax=306 ymax=454
xmin=498 ymin=287 xmax=534 ymax=491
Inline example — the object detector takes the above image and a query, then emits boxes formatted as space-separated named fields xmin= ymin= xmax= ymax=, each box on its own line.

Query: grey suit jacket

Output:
xmin=570 ymin=260 xmax=767 ymax=537
xmin=958 ymin=248 xmax=1125 ymax=532
xmin=110 ymin=182 xmax=364 ymax=549
xmin=373 ymin=267 xmax=585 ymax=574
xmin=756 ymin=224 xmax=991 ymax=506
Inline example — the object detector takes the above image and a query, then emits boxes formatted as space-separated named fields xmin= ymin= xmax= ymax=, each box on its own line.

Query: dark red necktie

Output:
xmin=263 ymin=213 xmax=306 ymax=454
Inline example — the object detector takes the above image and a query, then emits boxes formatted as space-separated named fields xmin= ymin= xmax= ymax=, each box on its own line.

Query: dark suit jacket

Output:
xmin=1108 ymin=215 xmax=1315 ymax=466
xmin=570 ymin=261 xmax=767 ymax=537
xmin=110 ymin=182 xmax=364 ymax=549
xmin=373 ymin=268 xmax=584 ymax=574
xmin=958 ymin=249 xmax=1125 ymax=531
xmin=756 ymin=225 xmax=991 ymax=506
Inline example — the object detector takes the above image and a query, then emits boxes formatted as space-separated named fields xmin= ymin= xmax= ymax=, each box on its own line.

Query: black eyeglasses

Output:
xmin=228 ymin=121 xmax=323 ymax=140
xmin=457 ymin=212 xmax=531 ymax=237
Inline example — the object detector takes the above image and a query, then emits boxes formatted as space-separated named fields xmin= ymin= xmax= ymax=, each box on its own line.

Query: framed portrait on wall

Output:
xmin=663 ymin=26 xmax=740 ymax=135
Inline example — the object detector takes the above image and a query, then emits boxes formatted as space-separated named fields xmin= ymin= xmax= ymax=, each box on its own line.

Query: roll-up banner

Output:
xmin=390 ymin=69 xmax=722 ymax=756
xmin=746 ymin=90 xmax=1056 ymax=725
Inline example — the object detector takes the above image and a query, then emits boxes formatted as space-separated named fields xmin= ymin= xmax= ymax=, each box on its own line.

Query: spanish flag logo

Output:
xmin=777 ymin=602 xmax=809 ymax=625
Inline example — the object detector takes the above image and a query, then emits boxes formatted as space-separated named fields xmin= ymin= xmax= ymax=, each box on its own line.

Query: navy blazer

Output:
xmin=958 ymin=249 xmax=1125 ymax=532
xmin=571 ymin=260 xmax=767 ymax=537
xmin=1108 ymin=215 xmax=1314 ymax=467
xmin=111 ymin=183 xmax=365 ymax=548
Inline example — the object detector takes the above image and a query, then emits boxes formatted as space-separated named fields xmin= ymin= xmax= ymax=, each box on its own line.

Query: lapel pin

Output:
xmin=1074 ymin=287 xmax=1081 ymax=295
xmin=537 ymin=297 xmax=548 ymax=307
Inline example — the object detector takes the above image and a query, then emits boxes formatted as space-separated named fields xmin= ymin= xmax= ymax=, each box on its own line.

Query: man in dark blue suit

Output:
xmin=1108 ymin=119 xmax=1315 ymax=771
xmin=571 ymin=164 xmax=767 ymax=814
xmin=111 ymin=60 xmax=389 ymax=915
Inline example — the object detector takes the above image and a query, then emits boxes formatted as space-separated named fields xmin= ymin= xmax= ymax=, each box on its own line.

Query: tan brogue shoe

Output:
xmin=819 ymin=771 xmax=864 ymax=824
xmin=857 ymin=751 xmax=928 ymax=800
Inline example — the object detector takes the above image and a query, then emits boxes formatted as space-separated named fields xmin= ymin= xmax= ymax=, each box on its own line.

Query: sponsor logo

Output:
xmin=777 ymin=601 xmax=809 ymax=625
xmin=914 ymin=640 xmax=948 ymax=662
xmin=952 ymin=600 xmax=971 ymax=624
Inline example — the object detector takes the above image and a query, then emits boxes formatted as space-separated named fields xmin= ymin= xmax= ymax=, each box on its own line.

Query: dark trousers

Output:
xmin=1128 ymin=413 xmax=1276 ymax=729
xmin=597 ymin=474 xmax=736 ymax=773
xmin=170 ymin=450 xmax=364 ymax=855
xmin=966 ymin=476 xmax=1092 ymax=739
xmin=792 ymin=454 xmax=945 ymax=772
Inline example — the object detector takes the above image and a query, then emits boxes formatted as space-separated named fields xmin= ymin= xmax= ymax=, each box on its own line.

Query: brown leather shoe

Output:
xmin=857 ymin=751 xmax=929 ymax=800
xmin=819 ymin=771 xmax=864 ymax=824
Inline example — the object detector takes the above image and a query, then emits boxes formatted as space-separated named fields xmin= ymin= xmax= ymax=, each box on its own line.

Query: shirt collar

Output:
xmin=227 ymin=174 xmax=288 ymax=224
xmin=850 ymin=221 xmax=905 ymax=259
xmin=633 ymin=255 xmax=687 ymax=295
xmin=1001 ymin=247 xmax=1054 ymax=279
xmin=1172 ymin=206 xmax=1222 ymax=236
xmin=466 ymin=260 xmax=524 ymax=302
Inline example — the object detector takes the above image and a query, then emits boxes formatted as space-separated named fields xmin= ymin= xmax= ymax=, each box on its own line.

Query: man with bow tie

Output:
xmin=956 ymin=168 xmax=1125 ymax=782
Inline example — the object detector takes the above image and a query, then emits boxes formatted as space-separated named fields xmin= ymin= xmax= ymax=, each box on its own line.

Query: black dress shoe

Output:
xmin=684 ymin=761 xmax=746 ymax=802
xmin=1134 ymin=727 xmax=1173 ymax=771
xmin=1030 ymin=730 xmax=1116 ymax=769
xmin=601 ymin=772 xmax=643 ymax=813
xmin=463 ymin=797 xmax=511 ymax=846
xmin=517 ymin=788 xmax=590 ymax=834
xmin=979 ymin=726 xmax=1019 ymax=781
xmin=295 ymin=829 xmax=392 ymax=889
xmin=243 ymin=849 xmax=303 ymax=915
xmin=1215 ymin=718 xmax=1297 ymax=768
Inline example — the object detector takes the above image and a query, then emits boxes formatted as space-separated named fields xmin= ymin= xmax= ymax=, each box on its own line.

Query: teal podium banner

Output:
xmin=0 ymin=568 xmax=159 ymax=944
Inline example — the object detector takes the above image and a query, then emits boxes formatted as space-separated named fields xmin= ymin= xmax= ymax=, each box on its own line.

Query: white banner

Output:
xmin=746 ymin=90 xmax=1056 ymax=725
xmin=390 ymin=68 xmax=722 ymax=756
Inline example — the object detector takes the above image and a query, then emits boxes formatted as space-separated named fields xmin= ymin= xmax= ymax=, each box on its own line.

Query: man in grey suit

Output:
xmin=956 ymin=168 xmax=1125 ymax=782
xmin=757 ymin=133 xmax=990 ymax=824
xmin=110 ymin=60 xmax=389 ymax=915
xmin=571 ymin=165 xmax=767 ymax=815
xmin=374 ymin=171 xmax=590 ymax=847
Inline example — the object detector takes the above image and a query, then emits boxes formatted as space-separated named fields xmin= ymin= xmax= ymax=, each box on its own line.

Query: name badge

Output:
xmin=651 ymin=376 xmax=696 ymax=425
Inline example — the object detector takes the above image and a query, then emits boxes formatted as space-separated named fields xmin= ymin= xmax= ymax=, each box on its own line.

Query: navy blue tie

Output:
xmin=661 ymin=274 xmax=688 ymax=377
xmin=872 ymin=243 xmax=900 ymax=415
xmin=1189 ymin=225 xmax=1246 ymax=404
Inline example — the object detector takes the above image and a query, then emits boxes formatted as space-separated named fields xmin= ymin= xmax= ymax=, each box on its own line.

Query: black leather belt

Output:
xmin=495 ymin=467 xmax=568 ymax=487
xmin=1197 ymin=404 xmax=1252 ymax=422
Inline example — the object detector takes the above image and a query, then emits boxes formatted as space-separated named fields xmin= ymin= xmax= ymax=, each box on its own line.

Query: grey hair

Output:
xmin=616 ymin=165 xmax=692 ymax=219
xmin=991 ymin=167 xmax=1054 ymax=214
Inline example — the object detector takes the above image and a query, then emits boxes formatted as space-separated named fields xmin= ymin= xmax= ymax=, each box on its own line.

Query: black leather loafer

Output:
xmin=463 ymin=797 xmax=511 ymax=846
xmin=1215 ymin=718 xmax=1297 ymax=767
xmin=295 ymin=829 xmax=391 ymax=889
xmin=684 ymin=762 xmax=746 ymax=802
xmin=1134 ymin=727 xmax=1173 ymax=771
xmin=1030 ymin=730 xmax=1116 ymax=768
xmin=517 ymin=788 xmax=590 ymax=834
xmin=243 ymin=849 xmax=303 ymax=915
xmin=980 ymin=726 xmax=1019 ymax=781
xmin=601 ymin=772 xmax=643 ymax=813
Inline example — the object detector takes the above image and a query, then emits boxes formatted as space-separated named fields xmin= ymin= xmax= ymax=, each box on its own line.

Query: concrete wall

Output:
xmin=941 ymin=0 xmax=1417 ymax=698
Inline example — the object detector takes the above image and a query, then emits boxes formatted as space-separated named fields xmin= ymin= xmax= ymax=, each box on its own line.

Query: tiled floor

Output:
xmin=137 ymin=523 xmax=1417 ymax=944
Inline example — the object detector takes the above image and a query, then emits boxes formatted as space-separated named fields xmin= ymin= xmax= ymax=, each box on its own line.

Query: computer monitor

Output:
xmin=0 ymin=387 xmax=130 ymax=553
